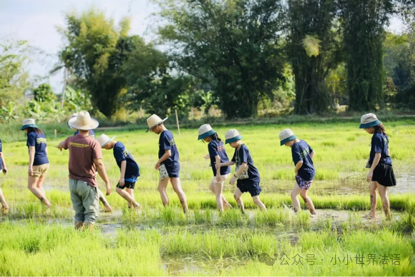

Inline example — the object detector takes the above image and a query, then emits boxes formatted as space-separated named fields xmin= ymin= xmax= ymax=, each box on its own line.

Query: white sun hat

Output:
xmin=359 ymin=113 xmax=381 ymax=129
xmin=198 ymin=124 xmax=216 ymax=140
xmin=279 ymin=128 xmax=297 ymax=146
xmin=68 ymin=111 xmax=99 ymax=131
xmin=21 ymin=119 xmax=38 ymax=130
xmin=146 ymin=114 xmax=168 ymax=132
xmin=97 ymin=134 xmax=116 ymax=148
xmin=225 ymin=129 xmax=243 ymax=144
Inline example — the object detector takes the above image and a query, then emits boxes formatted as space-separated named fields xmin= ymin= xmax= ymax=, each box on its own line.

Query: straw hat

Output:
xmin=146 ymin=114 xmax=168 ymax=132
xmin=225 ymin=129 xmax=243 ymax=144
xmin=21 ymin=119 xmax=38 ymax=130
xmin=279 ymin=129 xmax=297 ymax=146
xmin=67 ymin=113 xmax=78 ymax=127
xmin=97 ymin=134 xmax=116 ymax=148
xmin=68 ymin=111 xmax=99 ymax=131
xmin=359 ymin=113 xmax=381 ymax=129
xmin=198 ymin=124 xmax=216 ymax=140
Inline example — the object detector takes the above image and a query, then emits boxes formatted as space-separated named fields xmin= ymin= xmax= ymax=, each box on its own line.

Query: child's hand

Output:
xmin=366 ymin=171 xmax=373 ymax=182
xmin=215 ymin=163 xmax=222 ymax=170
xmin=2 ymin=168 xmax=7 ymax=175
xmin=204 ymin=155 xmax=210 ymax=159
xmin=216 ymin=175 xmax=221 ymax=182
xmin=119 ymin=179 xmax=125 ymax=187
xmin=155 ymin=162 xmax=161 ymax=170
xmin=229 ymin=175 xmax=237 ymax=185
xmin=28 ymin=167 xmax=33 ymax=176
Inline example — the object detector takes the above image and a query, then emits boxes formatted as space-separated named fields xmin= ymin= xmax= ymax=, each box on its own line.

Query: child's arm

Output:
xmin=294 ymin=161 xmax=303 ymax=175
xmin=310 ymin=150 xmax=315 ymax=159
xmin=28 ymin=146 xmax=35 ymax=176
xmin=216 ymin=161 xmax=235 ymax=171
xmin=119 ymin=160 xmax=127 ymax=187
xmin=367 ymin=153 xmax=381 ymax=182
xmin=229 ymin=162 xmax=248 ymax=185
xmin=215 ymin=156 xmax=221 ymax=181
xmin=0 ymin=152 xmax=7 ymax=174
xmin=155 ymin=150 xmax=171 ymax=170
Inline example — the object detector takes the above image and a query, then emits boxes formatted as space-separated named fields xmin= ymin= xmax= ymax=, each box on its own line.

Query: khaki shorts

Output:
xmin=211 ymin=174 xmax=229 ymax=184
xmin=32 ymin=164 xmax=49 ymax=178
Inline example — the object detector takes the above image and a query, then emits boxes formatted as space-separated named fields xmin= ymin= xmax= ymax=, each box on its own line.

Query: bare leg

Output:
xmin=28 ymin=175 xmax=51 ymax=207
xmin=116 ymin=187 xmax=141 ymax=209
xmin=0 ymin=188 xmax=8 ymax=213
xmin=291 ymin=183 xmax=302 ymax=212
xmin=377 ymin=183 xmax=391 ymax=220
xmin=252 ymin=195 xmax=266 ymax=211
xmin=210 ymin=179 xmax=230 ymax=210
xmin=212 ymin=179 xmax=224 ymax=212
xmin=368 ymin=181 xmax=377 ymax=218
xmin=234 ymin=187 xmax=245 ymax=213
xmin=98 ymin=189 xmax=112 ymax=212
xmin=126 ymin=188 xmax=135 ymax=208
xmin=171 ymin=177 xmax=188 ymax=213
xmin=300 ymin=189 xmax=316 ymax=215
xmin=158 ymin=178 xmax=170 ymax=206
xmin=36 ymin=176 xmax=52 ymax=208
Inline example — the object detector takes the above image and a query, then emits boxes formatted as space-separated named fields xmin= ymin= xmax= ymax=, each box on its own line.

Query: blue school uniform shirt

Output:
xmin=208 ymin=140 xmax=231 ymax=176
xmin=231 ymin=144 xmax=260 ymax=184
xmin=291 ymin=140 xmax=315 ymax=181
xmin=74 ymin=130 xmax=95 ymax=138
xmin=26 ymin=131 xmax=49 ymax=166
xmin=0 ymin=139 xmax=3 ymax=170
xmin=369 ymin=132 xmax=392 ymax=166
xmin=113 ymin=142 xmax=140 ymax=182
xmin=159 ymin=130 xmax=179 ymax=166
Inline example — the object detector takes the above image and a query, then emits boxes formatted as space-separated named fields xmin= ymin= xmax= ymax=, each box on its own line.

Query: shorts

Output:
xmin=32 ymin=164 xmax=49 ymax=178
xmin=237 ymin=180 xmax=262 ymax=197
xmin=164 ymin=162 xmax=180 ymax=178
xmin=211 ymin=174 xmax=229 ymax=184
xmin=372 ymin=164 xmax=396 ymax=187
xmin=295 ymin=175 xmax=313 ymax=190
xmin=116 ymin=181 xmax=136 ymax=189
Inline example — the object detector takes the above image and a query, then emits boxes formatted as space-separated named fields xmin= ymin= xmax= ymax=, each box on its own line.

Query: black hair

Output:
xmin=26 ymin=127 xmax=43 ymax=135
xmin=374 ymin=123 xmax=387 ymax=136
xmin=210 ymin=132 xmax=221 ymax=142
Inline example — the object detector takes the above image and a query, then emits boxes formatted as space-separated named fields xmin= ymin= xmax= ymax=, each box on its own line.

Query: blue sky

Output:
xmin=0 ymin=0 xmax=406 ymax=94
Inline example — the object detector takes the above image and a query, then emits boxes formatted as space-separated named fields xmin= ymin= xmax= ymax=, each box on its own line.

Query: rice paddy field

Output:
xmin=1 ymin=119 xmax=415 ymax=276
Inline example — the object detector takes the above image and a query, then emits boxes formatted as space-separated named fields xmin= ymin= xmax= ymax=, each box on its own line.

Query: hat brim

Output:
xmin=146 ymin=117 xmax=168 ymax=133
xmin=359 ymin=120 xmax=381 ymax=129
xmin=68 ymin=116 xmax=99 ymax=131
xmin=280 ymin=135 xmax=297 ymax=146
xmin=101 ymin=136 xmax=116 ymax=148
xmin=198 ymin=129 xmax=216 ymax=140
xmin=225 ymin=135 xmax=243 ymax=144
xmin=21 ymin=124 xmax=38 ymax=130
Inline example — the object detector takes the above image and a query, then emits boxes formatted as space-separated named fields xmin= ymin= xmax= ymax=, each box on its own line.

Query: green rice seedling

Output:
xmin=253 ymin=208 xmax=289 ymax=227
xmin=217 ymin=209 xmax=249 ymax=227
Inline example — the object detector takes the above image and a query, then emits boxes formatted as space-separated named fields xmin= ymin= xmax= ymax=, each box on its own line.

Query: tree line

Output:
xmin=2 ymin=0 xmax=415 ymax=122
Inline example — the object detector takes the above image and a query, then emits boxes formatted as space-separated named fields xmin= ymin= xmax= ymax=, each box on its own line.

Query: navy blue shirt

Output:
xmin=159 ymin=130 xmax=179 ymax=165
xmin=0 ymin=139 xmax=3 ymax=170
xmin=231 ymin=144 xmax=260 ymax=184
xmin=26 ymin=131 xmax=49 ymax=166
xmin=74 ymin=130 xmax=95 ymax=138
xmin=369 ymin=132 xmax=392 ymax=166
xmin=292 ymin=140 xmax=315 ymax=181
xmin=113 ymin=142 xmax=140 ymax=182
xmin=208 ymin=140 xmax=231 ymax=176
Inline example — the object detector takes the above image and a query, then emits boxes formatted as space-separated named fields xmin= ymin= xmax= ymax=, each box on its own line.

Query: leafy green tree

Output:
xmin=0 ymin=40 xmax=30 ymax=106
xmin=57 ymin=8 xmax=138 ymax=117
xmin=339 ymin=0 xmax=393 ymax=111
xmin=154 ymin=0 xmax=286 ymax=118
xmin=33 ymin=83 xmax=56 ymax=103
xmin=287 ymin=0 xmax=342 ymax=114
